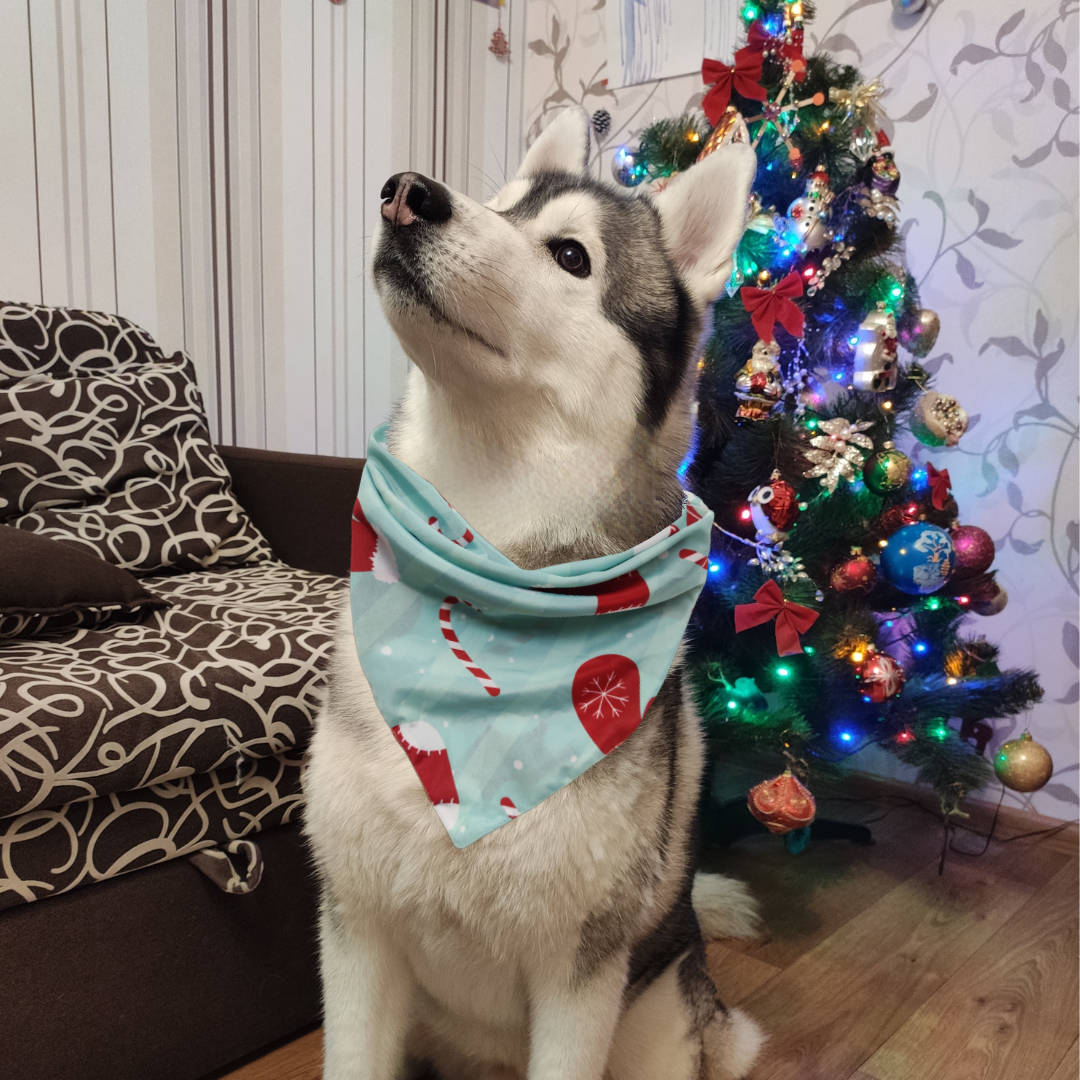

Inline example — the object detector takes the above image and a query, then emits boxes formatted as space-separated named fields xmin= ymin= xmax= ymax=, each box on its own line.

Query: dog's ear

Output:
xmin=654 ymin=144 xmax=758 ymax=308
xmin=517 ymin=108 xmax=591 ymax=178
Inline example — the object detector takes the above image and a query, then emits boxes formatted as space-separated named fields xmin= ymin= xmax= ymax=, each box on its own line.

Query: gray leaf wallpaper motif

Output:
xmin=522 ymin=0 xmax=1079 ymax=818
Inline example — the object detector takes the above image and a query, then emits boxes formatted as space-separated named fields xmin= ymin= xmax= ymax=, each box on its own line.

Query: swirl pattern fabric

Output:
xmin=0 ymin=350 xmax=273 ymax=574
xmin=0 ymin=301 xmax=167 ymax=383
xmin=0 ymin=563 xmax=345 ymax=822
xmin=0 ymin=751 xmax=304 ymax=910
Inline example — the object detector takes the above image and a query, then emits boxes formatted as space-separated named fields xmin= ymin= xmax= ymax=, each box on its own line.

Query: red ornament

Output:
xmin=927 ymin=463 xmax=952 ymax=511
xmin=748 ymin=473 xmax=799 ymax=541
xmin=489 ymin=26 xmax=510 ymax=58
xmin=744 ymin=21 xmax=771 ymax=53
xmin=701 ymin=50 xmax=767 ymax=126
xmin=951 ymin=525 xmax=995 ymax=576
xmin=734 ymin=579 xmax=819 ymax=656
xmin=830 ymin=553 xmax=876 ymax=592
xmin=740 ymin=270 xmax=806 ymax=343
xmin=875 ymin=500 xmax=923 ymax=537
xmin=855 ymin=651 xmax=905 ymax=702
xmin=748 ymin=769 xmax=816 ymax=835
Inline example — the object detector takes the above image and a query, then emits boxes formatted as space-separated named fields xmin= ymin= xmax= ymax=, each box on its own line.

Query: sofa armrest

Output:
xmin=217 ymin=445 xmax=365 ymax=577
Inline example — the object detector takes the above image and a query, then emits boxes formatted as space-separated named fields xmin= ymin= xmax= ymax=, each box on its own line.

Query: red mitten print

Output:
xmin=572 ymin=654 xmax=643 ymax=754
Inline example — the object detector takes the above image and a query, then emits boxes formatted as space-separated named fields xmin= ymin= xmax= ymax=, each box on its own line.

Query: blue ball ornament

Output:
xmin=611 ymin=145 xmax=646 ymax=187
xmin=880 ymin=523 xmax=954 ymax=595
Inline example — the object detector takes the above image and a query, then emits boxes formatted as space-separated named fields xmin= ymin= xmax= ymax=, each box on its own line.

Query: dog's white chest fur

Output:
xmin=305 ymin=621 xmax=690 ymax=1066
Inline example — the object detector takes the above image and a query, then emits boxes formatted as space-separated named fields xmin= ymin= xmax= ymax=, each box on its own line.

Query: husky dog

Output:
xmin=305 ymin=108 xmax=762 ymax=1080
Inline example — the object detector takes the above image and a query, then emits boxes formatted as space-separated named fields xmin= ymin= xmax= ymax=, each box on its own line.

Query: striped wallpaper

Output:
xmin=0 ymin=0 xmax=529 ymax=454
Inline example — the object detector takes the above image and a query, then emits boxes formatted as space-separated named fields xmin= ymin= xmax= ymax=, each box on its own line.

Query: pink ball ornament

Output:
xmin=951 ymin=525 xmax=995 ymax=577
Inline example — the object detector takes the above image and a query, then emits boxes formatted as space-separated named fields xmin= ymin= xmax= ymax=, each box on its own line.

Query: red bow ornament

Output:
xmin=743 ymin=20 xmax=771 ymax=53
xmin=740 ymin=271 xmax=805 ymax=343
xmin=927 ymin=463 xmax=952 ymax=510
xmin=701 ymin=49 xmax=767 ymax=125
xmin=735 ymin=579 xmax=819 ymax=656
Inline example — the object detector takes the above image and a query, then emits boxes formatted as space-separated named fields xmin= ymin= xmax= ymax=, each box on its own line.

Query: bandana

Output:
xmin=350 ymin=424 xmax=713 ymax=847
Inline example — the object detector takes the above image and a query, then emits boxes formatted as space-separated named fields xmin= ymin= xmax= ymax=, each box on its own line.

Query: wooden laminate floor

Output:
xmin=221 ymin=788 xmax=1079 ymax=1080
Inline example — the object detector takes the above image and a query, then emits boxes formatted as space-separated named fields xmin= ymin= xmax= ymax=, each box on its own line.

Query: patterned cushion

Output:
xmin=0 ymin=605 xmax=161 ymax=641
xmin=0 ymin=526 xmax=169 ymax=639
xmin=0 ymin=352 xmax=274 ymax=574
xmin=0 ymin=561 xmax=345 ymax=822
xmin=0 ymin=301 xmax=166 ymax=383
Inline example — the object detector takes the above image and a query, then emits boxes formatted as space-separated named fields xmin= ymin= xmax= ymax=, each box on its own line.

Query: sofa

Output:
xmin=0 ymin=302 xmax=364 ymax=1080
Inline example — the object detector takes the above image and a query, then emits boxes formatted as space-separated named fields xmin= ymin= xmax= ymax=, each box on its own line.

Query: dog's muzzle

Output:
xmin=380 ymin=172 xmax=452 ymax=229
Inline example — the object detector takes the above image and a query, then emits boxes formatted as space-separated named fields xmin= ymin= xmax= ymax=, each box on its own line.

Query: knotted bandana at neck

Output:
xmin=351 ymin=424 xmax=714 ymax=848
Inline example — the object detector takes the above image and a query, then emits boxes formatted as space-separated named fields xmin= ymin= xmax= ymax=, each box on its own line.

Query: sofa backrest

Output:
xmin=0 ymin=302 xmax=167 ymax=383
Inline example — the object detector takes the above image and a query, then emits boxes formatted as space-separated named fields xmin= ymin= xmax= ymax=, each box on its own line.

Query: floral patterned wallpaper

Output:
xmin=521 ymin=0 xmax=1079 ymax=819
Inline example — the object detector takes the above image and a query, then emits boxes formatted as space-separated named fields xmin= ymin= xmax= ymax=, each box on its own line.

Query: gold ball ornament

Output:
xmin=994 ymin=732 xmax=1053 ymax=792
xmin=912 ymin=391 xmax=969 ymax=447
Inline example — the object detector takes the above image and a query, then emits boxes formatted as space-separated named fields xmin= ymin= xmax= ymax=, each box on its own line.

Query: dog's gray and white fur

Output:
xmin=305 ymin=107 xmax=762 ymax=1080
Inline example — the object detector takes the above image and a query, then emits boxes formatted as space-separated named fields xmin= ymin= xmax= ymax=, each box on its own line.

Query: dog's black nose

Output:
xmin=380 ymin=172 xmax=452 ymax=227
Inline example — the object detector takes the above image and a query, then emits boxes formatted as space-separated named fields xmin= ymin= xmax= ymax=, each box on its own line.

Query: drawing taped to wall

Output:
xmin=607 ymin=0 xmax=735 ymax=88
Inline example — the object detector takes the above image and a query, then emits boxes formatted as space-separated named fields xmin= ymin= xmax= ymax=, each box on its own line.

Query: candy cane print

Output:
xmin=428 ymin=517 xmax=474 ymax=546
xmin=679 ymin=549 xmax=709 ymax=569
xmin=633 ymin=522 xmax=677 ymax=553
xmin=439 ymin=597 xmax=500 ymax=696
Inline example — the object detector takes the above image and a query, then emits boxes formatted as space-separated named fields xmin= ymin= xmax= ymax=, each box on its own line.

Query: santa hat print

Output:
xmin=351 ymin=499 xmax=399 ymax=583
xmin=392 ymin=721 xmax=460 ymax=828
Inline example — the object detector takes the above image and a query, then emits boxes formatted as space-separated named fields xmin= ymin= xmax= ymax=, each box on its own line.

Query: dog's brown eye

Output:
xmin=549 ymin=240 xmax=590 ymax=278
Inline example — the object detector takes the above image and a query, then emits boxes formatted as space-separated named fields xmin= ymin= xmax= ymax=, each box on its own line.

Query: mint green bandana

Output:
xmin=351 ymin=424 xmax=713 ymax=847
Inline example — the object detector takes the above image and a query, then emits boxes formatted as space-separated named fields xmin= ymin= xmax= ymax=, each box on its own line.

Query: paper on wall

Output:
xmin=607 ymin=0 xmax=736 ymax=89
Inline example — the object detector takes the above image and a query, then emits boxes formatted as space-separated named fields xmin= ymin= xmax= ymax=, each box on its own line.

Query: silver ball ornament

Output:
xmin=611 ymin=145 xmax=646 ymax=187
xmin=892 ymin=0 xmax=927 ymax=13
xmin=899 ymin=309 xmax=941 ymax=358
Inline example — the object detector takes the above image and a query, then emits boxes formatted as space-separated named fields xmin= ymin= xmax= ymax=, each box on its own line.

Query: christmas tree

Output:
xmin=609 ymin=0 xmax=1044 ymax=827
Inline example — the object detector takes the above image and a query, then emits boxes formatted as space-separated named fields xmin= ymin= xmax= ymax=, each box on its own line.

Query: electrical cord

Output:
xmin=817 ymin=787 xmax=1076 ymax=873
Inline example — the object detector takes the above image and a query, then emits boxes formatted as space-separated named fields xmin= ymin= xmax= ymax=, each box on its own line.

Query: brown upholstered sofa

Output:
xmin=0 ymin=304 xmax=365 ymax=1080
